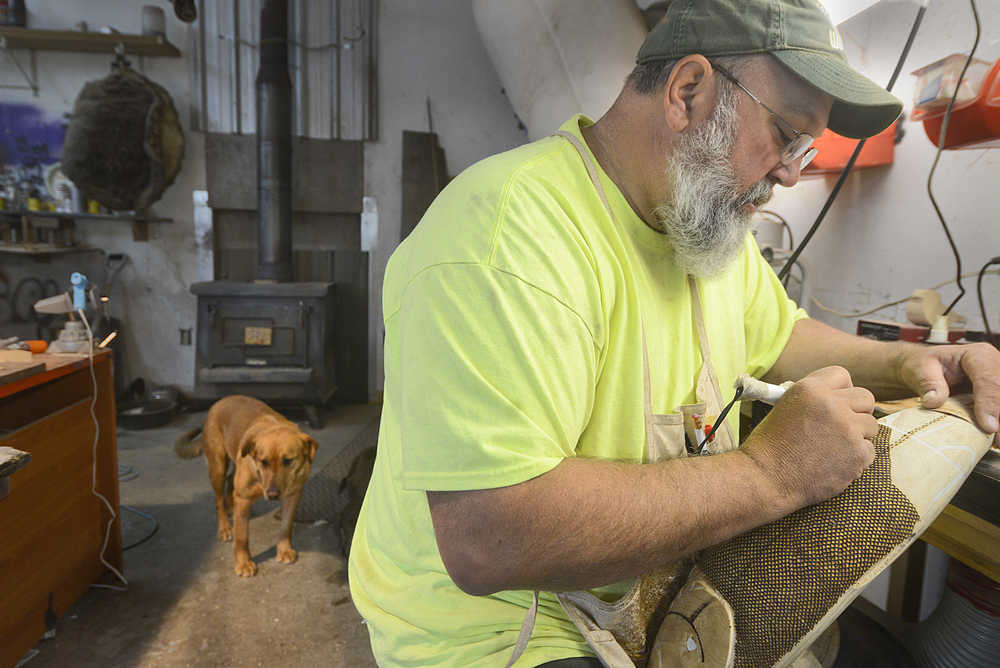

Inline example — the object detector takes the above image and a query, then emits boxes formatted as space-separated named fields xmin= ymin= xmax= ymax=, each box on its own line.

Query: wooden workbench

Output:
xmin=0 ymin=352 xmax=120 ymax=667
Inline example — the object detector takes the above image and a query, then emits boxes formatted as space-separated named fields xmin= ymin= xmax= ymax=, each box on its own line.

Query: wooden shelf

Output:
xmin=0 ymin=245 xmax=90 ymax=255
xmin=0 ymin=210 xmax=171 ymax=243
xmin=0 ymin=210 xmax=172 ymax=223
xmin=0 ymin=27 xmax=181 ymax=57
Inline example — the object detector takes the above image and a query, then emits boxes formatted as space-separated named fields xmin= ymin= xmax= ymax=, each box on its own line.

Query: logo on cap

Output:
xmin=829 ymin=28 xmax=844 ymax=51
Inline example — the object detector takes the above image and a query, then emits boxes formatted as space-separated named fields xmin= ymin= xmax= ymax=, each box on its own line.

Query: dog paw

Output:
xmin=235 ymin=559 xmax=258 ymax=577
xmin=217 ymin=525 xmax=233 ymax=542
xmin=277 ymin=546 xmax=298 ymax=564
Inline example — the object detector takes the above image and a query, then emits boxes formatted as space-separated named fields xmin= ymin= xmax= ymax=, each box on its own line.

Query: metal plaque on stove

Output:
xmin=244 ymin=326 xmax=272 ymax=346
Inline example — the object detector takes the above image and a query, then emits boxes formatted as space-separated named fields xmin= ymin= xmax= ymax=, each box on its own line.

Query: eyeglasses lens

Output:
xmin=782 ymin=133 xmax=815 ymax=165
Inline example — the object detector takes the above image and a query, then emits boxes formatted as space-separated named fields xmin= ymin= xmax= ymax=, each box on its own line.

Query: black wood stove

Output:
xmin=191 ymin=0 xmax=335 ymax=427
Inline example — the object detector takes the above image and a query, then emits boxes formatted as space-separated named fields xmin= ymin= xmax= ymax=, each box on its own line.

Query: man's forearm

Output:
xmin=428 ymin=447 xmax=797 ymax=595
xmin=764 ymin=318 xmax=919 ymax=399
xmin=429 ymin=365 xmax=879 ymax=596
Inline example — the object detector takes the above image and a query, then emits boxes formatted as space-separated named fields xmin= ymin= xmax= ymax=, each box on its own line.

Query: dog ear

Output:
xmin=239 ymin=434 xmax=256 ymax=459
xmin=303 ymin=436 xmax=318 ymax=462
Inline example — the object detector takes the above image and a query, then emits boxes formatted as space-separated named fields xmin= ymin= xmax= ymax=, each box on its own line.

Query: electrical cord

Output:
xmin=811 ymin=294 xmax=912 ymax=318
xmin=115 ymin=463 xmax=161 ymax=550
xmin=932 ymin=0 xmax=981 ymax=317
xmin=118 ymin=463 xmax=139 ymax=483
xmin=78 ymin=308 xmax=129 ymax=592
xmin=977 ymin=256 xmax=1000 ymax=346
xmin=777 ymin=2 xmax=928 ymax=281
xmin=758 ymin=209 xmax=794 ymax=249
xmin=810 ymin=268 xmax=1000 ymax=318
xmin=122 ymin=505 xmax=160 ymax=551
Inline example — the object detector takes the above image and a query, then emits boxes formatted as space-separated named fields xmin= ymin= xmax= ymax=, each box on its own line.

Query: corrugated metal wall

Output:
xmin=192 ymin=0 xmax=377 ymax=140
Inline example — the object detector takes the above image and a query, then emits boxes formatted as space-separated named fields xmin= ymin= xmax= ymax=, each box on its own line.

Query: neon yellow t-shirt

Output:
xmin=349 ymin=116 xmax=807 ymax=666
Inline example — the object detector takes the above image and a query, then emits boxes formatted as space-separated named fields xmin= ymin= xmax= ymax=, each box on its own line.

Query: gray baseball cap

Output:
xmin=637 ymin=0 xmax=902 ymax=138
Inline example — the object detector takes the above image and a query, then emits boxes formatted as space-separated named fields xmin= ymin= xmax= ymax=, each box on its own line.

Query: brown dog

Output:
xmin=176 ymin=395 xmax=318 ymax=576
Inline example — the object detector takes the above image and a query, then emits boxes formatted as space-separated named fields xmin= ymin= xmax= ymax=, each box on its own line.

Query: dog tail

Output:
xmin=174 ymin=427 xmax=204 ymax=459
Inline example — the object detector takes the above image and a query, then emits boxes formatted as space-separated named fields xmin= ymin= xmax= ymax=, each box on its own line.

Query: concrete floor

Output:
xmin=20 ymin=403 xmax=380 ymax=668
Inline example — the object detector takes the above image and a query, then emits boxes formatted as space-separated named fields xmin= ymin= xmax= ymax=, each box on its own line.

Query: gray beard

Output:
xmin=653 ymin=90 xmax=773 ymax=278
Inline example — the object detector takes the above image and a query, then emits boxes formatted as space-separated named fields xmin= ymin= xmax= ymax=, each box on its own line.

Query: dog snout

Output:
xmin=266 ymin=487 xmax=280 ymax=500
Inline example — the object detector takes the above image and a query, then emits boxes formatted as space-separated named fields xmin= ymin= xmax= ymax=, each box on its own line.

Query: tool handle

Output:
xmin=736 ymin=374 xmax=792 ymax=405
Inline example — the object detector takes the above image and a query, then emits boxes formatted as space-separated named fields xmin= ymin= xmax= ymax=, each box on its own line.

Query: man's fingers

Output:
xmin=807 ymin=365 xmax=853 ymax=389
xmin=911 ymin=355 xmax=951 ymax=409
xmin=961 ymin=345 xmax=1000 ymax=435
xmin=972 ymin=390 xmax=1000 ymax=436
xmin=840 ymin=386 xmax=876 ymax=415
xmin=859 ymin=414 xmax=880 ymax=441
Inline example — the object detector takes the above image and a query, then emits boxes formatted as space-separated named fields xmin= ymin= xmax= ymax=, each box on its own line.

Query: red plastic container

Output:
xmin=918 ymin=57 xmax=1000 ymax=150
xmin=802 ymin=121 xmax=897 ymax=175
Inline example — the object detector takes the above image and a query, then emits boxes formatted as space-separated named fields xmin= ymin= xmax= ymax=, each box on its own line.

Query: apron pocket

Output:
xmin=646 ymin=412 xmax=686 ymax=462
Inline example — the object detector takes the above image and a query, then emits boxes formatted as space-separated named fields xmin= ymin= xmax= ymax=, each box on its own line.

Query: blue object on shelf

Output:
xmin=71 ymin=272 xmax=87 ymax=311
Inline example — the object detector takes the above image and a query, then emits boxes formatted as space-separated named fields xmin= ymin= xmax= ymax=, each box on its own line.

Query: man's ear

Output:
xmin=239 ymin=434 xmax=256 ymax=459
xmin=303 ymin=436 xmax=318 ymax=462
xmin=663 ymin=54 xmax=714 ymax=134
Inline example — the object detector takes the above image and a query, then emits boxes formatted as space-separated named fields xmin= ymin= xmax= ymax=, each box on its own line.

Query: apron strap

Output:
xmin=557 ymin=594 xmax=636 ymax=668
xmin=641 ymin=326 xmax=656 ymax=423
xmin=504 ymin=590 xmax=540 ymax=668
xmin=688 ymin=275 xmax=735 ymax=449
xmin=555 ymin=130 xmax=617 ymax=221
xmin=688 ymin=275 xmax=713 ymax=367
xmin=556 ymin=129 xmax=657 ymax=424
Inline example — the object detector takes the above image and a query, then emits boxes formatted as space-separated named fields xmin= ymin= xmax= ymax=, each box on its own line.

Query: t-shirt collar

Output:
xmin=558 ymin=115 xmax=672 ymax=252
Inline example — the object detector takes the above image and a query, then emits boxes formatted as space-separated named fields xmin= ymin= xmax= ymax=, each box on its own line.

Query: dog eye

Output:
xmin=259 ymin=459 xmax=269 ymax=468
xmin=283 ymin=457 xmax=294 ymax=467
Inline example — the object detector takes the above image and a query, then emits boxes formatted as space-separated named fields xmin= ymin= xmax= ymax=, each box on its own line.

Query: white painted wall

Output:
xmin=365 ymin=0 xmax=528 ymax=394
xmin=2 ymin=0 xmax=527 ymax=395
xmin=768 ymin=0 xmax=1000 ymax=337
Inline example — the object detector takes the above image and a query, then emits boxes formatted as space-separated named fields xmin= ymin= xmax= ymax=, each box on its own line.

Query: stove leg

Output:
xmin=304 ymin=404 xmax=323 ymax=429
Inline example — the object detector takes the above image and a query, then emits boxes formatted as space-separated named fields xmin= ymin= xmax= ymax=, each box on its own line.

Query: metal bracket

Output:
xmin=0 ymin=36 xmax=38 ymax=96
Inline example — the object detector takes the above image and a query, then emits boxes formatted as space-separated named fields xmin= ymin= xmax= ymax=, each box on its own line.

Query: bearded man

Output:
xmin=349 ymin=1 xmax=1000 ymax=666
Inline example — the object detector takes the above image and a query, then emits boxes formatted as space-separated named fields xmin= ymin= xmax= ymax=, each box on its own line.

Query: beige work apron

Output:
xmin=504 ymin=131 xmax=738 ymax=668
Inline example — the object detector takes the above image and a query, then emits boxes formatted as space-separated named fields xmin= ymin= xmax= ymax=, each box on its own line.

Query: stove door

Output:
xmin=205 ymin=298 xmax=311 ymax=367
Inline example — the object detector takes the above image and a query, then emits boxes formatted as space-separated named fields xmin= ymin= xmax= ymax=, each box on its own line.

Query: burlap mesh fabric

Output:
xmin=624 ymin=564 xmax=691 ymax=666
xmin=561 ymin=559 xmax=693 ymax=667
xmin=697 ymin=423 xmax=922 ymax=668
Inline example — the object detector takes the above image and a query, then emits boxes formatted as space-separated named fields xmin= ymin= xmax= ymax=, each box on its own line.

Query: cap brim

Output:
xmin=772 ymin=50 xmax=902 ymax=139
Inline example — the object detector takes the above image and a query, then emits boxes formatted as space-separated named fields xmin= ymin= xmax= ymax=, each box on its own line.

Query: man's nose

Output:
xmin=770 ymin=156 xmax=804 ymax=188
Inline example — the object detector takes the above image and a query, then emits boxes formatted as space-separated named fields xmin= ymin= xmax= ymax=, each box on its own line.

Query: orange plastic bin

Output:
xmin=917 ymin=57 xmax=1000 ymax=150
xmin=802 ymin=121 xmax=898 ymax=175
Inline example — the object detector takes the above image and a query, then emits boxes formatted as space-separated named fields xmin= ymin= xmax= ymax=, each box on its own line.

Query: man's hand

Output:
xmin=742 ymin=366 xmax=879 ymax=507
xmin=897 ymin=342 xmax=1000 ymax=445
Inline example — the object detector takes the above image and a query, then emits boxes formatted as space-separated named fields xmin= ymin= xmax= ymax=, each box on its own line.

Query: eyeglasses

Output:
xmin=712 ymin=63 xmax=818 ymax=169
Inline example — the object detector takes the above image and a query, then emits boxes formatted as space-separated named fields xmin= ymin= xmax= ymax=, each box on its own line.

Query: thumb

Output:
xmin=912 ymin=356 xmax=951 ymax=409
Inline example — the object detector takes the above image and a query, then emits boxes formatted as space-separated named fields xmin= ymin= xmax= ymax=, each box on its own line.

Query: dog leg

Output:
xmin=233 ymin=494 xmax=257 ymax=576
xmin=276 ymin=491 xmax=302 ymax=564
xmin=208 ymin=453 xmax=233 ymax=542
xmin=224 ymin=464 xmax=234 ymax=516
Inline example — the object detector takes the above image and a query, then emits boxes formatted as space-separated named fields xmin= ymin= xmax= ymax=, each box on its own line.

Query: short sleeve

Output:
xmin=391 ymin=262 xmax=599 ymax=492
xmin=741 ymin=238 xmax=809 ymax=378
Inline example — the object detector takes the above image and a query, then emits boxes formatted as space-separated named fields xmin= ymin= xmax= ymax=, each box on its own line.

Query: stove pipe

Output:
xmin=256 ymin=0 xmax=293 ymax=282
